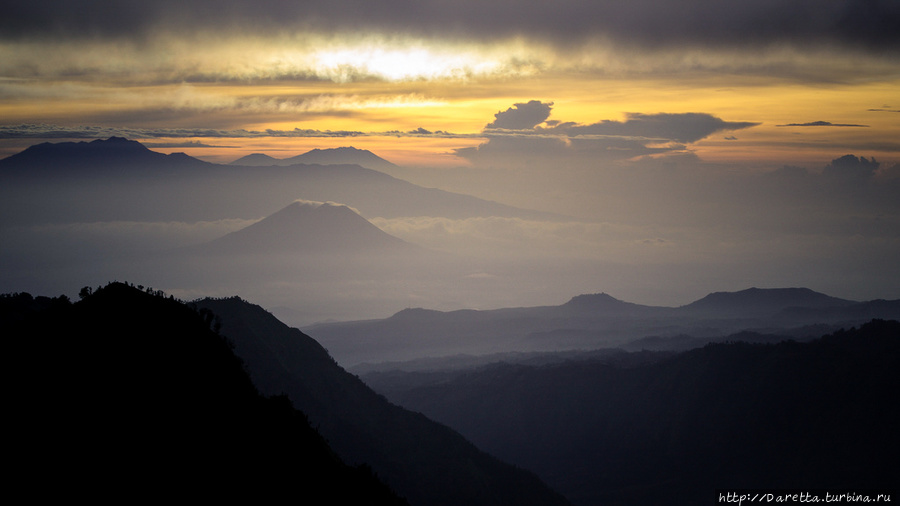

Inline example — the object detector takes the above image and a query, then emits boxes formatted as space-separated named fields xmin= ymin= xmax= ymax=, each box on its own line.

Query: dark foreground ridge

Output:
xmin=3 ymin=283 xmax=407 ymax=503
xmin=4 ymin=282 xmax=570 ymax=506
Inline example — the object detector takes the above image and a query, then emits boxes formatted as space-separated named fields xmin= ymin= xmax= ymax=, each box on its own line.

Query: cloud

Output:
xmin=0 ymin=123 xmax=490 ymax=147
xmin=552 ymin=112 xmax=759 ymax=143
xmin=487 ymin=101 xmax=553 ymax=130
xmin=777 ymin=121 xmax=869 ymax=127
xmin=822 ymin=154 xmax=879 ymax=178
xmin=456 ymin=102 xmax=758 ymax=166
xmin=0 ymin=124 xmax=364 ymax=140
xmin=142 ymin=141 xmax=234 ymax=149
xmin=2 ymin=1 xmax=898 ymax=55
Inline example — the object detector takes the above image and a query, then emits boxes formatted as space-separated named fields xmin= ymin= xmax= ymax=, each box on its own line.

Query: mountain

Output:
xmin=679 ymin=287 xmax=856 ymax=317
xmin=0 ymin=137 xmax=564 ymax=225
xmin=195 ymin=295 xmax=571 ymax=506
xmin=199 ymin=200 xmax=413 ymax=255
xmin=306 ymin=288 xmax=900 ymax=367
xmin=362 ymin=320 xmax=900 ymax=505
xmin=228 ymin=152 xmax=282 ymax=166
xmin=231 ymin=146 xmax=399 ymax=172
xmin=3 ymin=283 xmax=407 ymax=504
xmin=0 ymin=136 xmax=209 ymax=176
xmin=558 ymin=292 xmax=669 ymax=318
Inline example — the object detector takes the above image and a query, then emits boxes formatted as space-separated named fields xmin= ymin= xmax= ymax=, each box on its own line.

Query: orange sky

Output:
xmin=1 ymin=26 xmax=898 ymax=169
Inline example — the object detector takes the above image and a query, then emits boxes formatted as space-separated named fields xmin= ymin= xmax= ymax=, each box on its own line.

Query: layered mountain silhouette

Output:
xmin=0 ymin=137 xmax=563 ymax=224
xmin=198 ymin=200 xmax=413 ymax=255
xmin=362 ymin=320 xmax=900 ymax=505
xmin=3 ymin=283 xmax=408 ymax=503
xmin=194 ymin=295 xmax=571 ymax=506
xmin=307 ymin=287 xmax=900 ymax=366
xmin=231 ymin=146 xmax=398 ymax=172
xmin=0 ymin=136 xmax=209 ymax=176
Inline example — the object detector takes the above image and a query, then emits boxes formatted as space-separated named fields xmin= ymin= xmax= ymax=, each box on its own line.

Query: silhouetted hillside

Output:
xmin=3 ymin=283 xmax=407 ymax=504
xmin=195 ymin=296 xmax=572 ymax=506
xmin=363 ymin=320 xmax=900 ymax=505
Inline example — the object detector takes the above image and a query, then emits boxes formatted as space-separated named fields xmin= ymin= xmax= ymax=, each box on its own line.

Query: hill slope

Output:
xmin=196 ymin=295 xmax=571 ymax=506
xmin=2 ymin=283 xmax=407 ymax=503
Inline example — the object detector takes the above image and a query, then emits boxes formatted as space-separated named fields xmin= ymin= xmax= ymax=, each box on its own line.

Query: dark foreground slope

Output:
xmin=2 ymin=283 xmax=407 ymax=504
xmin=196 ymin=296 xmax=571 ymax=506
xmin=365 ymin=320 xmax=900 ymax=506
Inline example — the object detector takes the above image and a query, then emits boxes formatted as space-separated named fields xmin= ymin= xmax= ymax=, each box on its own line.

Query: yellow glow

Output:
xmin=1 ymin=34 xmax=899 ymax=168
xmin=311 ymin=46 xmax=499 ymax=82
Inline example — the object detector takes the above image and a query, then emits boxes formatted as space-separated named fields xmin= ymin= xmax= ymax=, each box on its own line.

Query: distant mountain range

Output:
xmin=230 ymin=146 xmax=399 ymax=172
xmin=363 ymin=320 xmax=900 ymax=505
xmin=306 ymin=287 xmax=900 ymax=366
xmin=0 ymin=137 xmax=564 ymax=225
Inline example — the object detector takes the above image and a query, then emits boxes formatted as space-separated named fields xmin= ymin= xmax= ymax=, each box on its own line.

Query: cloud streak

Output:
xmin=777 ymin=121 xmax=869 ymax=127
xmin=0 ymin=124 xmax=487 ymax=141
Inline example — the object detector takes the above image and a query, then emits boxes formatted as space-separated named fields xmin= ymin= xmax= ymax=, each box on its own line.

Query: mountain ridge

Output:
xmin=0 ymin=136 xmax=210 ymax=174
xmin=0 ymin=137 xmax=566 ymax=223
xmin=305 ymin=287 xmax=900 ymax=366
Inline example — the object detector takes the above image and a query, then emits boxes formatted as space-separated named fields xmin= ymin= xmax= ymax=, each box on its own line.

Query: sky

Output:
xmin=2 ymin=0 xmax=900 ymax=314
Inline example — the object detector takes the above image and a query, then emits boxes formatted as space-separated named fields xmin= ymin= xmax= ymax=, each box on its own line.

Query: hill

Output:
xmin=2 ymin=283 xmax=407 ymax=503
xmin=362 ymin=320 xmax=900 ymax=505
xmin=196 ymin=295 xmax=571 ymax=506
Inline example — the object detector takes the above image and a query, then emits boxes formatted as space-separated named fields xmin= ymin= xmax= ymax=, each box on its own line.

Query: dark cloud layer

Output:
xmin=822 ymin=154 xmax=880 ymax=178
xmin=481 ymin=103 xmax=759 ymax=143
xmin=2 ymin=1 xmax=898 ymax=52
xmin=487 ymin=101 xmax=553 ymax=130
xmin=551 ymin=113 xmax=759 ymax=143
xmin=457 ymin=102 xmax=759 ymax=166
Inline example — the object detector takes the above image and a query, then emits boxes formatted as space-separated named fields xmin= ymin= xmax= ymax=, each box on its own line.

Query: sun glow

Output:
xmin=311 ymin=45 xmax=509 ymax=82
